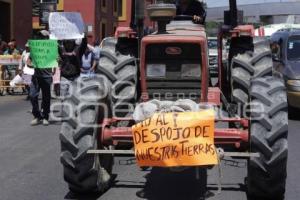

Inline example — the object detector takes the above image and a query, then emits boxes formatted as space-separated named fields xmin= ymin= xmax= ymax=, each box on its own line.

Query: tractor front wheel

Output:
xmin=247 ymin=76 xmax=288 ymax=200
xmin=60 ymin=77 xmax=113 ymax=193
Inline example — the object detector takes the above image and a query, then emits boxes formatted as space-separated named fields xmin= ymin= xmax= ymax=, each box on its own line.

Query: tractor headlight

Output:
xmin=146 ymin=64 xmax=166 ymax=77
xmin=181 ymin=64 xmax=201 ymax=78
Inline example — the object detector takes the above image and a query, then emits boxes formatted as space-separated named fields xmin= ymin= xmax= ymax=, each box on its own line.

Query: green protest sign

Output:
xmin=29 ymin=40 xmax=58 ymax=68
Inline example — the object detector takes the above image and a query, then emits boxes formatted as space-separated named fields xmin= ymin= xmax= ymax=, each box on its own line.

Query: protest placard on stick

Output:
xmin=49 ymin=12 xmax=85 ymax=40
xmin=29 ymin=40 xmax=58 ymax=69
xmin=132 ymin=110 xmax=218 ymax=167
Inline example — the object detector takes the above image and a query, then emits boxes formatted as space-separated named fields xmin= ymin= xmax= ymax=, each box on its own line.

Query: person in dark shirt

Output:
xmin=59 ymin=40 xmax=81 ymax=80
xmin=29 ymin=30 xmax=53 ymax=126
xmin=176 ymin=0 xmax=206 ymax=24
xmin=58 ymin=37 xmax=87 ymax=99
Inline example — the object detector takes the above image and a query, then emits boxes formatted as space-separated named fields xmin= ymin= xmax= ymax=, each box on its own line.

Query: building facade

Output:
xmin=95 ymin=0 xmax=119 ymax=41
xmin=64 ymin=0 xmax=118 ymax=43
xmin=32 ymin=0 xmax=64 ymax=31
xmin=0 ymin=0 xmax=32 ymax=48
xmin=206 ymin=1 xmax=300 ymax=24
xmin=117 ymin=0 xmax=155 ymax=28
xmin=32 ymin=0 xmax=118 ymax=43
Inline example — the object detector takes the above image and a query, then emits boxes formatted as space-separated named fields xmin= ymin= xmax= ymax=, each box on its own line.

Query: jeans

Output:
xmin=30 ymin=76 xmax=53 ymax=120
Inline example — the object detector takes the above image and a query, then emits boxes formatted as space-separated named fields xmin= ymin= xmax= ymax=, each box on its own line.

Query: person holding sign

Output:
xmin=59 ymin=40 xmax=81 ymax=80
xmin=58 ymin=37 xmax=87 ymax=98
xmin=28 ymin=31 xmax=58 ymax=126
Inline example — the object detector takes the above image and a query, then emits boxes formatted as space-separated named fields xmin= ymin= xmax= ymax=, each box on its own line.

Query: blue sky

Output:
xmin=206 ymin=0 xmax=300 ymax=8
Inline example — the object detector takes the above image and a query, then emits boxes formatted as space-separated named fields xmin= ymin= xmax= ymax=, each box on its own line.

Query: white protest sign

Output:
xmin=49 ymin=12 xmax=85 ymax=40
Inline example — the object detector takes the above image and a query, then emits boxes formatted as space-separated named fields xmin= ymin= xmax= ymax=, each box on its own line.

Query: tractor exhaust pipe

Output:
xmin=134 ymin=0 xmax=145 ymax=58
xmin=229 ymin=0 xmax=238 ymax=27
xmin=135 ymin=0 xmax=145 ymax=35
xmin=224 ymin=0 xmax=243 ymax=27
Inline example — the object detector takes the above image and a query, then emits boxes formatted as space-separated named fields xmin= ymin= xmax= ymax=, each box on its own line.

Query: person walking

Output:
xmin=28 ymin=30 xmax=53 ymax=126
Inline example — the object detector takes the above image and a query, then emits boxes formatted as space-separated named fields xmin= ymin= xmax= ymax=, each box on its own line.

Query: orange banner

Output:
xmin=132 ymin=110 xmax=218 ymax=167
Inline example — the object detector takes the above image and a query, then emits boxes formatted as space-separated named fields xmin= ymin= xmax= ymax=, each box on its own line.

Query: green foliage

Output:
xmin=205 ymin=21 xmax=220 ymax=37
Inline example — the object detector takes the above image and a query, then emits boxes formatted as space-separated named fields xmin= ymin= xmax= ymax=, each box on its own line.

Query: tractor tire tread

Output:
xmin=60 ymin=78 xmax=112 ymax=194
xmin=231 ymin=37 xmax=273 ymax=109
xmin=247 ymin=76 xmax=288 ymax=200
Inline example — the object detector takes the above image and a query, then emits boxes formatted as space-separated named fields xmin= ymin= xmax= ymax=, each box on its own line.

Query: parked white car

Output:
xmin=208 ymin=37 xmax=228 ymax=78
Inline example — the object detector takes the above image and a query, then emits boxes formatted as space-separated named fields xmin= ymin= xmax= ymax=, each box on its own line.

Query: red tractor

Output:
xmin=59 ymin=1 xmax=288 ymax=199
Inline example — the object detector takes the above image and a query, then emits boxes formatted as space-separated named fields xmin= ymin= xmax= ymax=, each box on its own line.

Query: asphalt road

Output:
xmin=0 ymin=96 xmax=299 ymax=200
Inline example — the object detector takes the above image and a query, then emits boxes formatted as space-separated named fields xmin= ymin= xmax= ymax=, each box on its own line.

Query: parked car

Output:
xmin=208 ymin=37 xmax=218 ymax=77
xmin=208 ymin=37 xmax=228 ymax=78
xmin=270 ymin=29 xmax=300 ymax=113
xmin=255 ymin=23 xmax=300 ymax=37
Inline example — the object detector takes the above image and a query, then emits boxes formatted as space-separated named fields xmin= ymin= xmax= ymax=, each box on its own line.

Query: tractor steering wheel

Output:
xmin=174 ymin=15 xmax=194 ymax=21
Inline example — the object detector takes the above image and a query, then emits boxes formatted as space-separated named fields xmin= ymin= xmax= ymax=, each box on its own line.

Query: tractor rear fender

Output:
xmin=116 ymin=37 xmax=139 ymax=58
xmin=115 ymin=26 xmax=137 ymax=38
xmin=219 ymin=25 xmax=255 ymax=97
xmin=113 ymin=27 xmax=139 ymax=57
xmin=231 ymin=25 xmax=255 ymax=38
xmin=221 ymin=35 xmax=254 ymax=99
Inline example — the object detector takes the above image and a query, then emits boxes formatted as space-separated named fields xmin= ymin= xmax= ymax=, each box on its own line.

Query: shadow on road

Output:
xmin=289 ymin=113 xmax=300 ymax=121
xmin=134 ymin=167 xmax=245 ymax=200
xmin=64 ymin=168 xmax=246 ymax=200
xmin=289 ymin=107 xmax=300 ymax=121
xmin=112 ymin=180 xmax=145 ymax=189
xmin=64 ymin=192 xmax=102 ymax=200
xmin=207 ymin=183 xmax=246 ymax=192
xmin=64 ymin=174 xmax=118 ymax=200
xmin=134 ymin=167 xmax=209 ymax=200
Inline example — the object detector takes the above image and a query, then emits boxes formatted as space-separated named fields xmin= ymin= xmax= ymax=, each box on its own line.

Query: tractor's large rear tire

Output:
xmin=97 ymin=38 xmax=138 ymax=118
xmin=231 ymin=37 xmax=273 ymax=107
xmin=247 ymin=76 xmax=288 ymax=200
xmin=60 ymin=77 xmax=113 ymax=193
